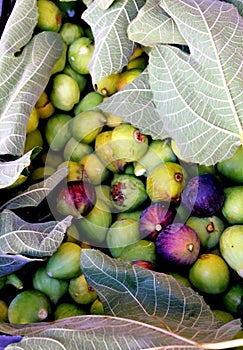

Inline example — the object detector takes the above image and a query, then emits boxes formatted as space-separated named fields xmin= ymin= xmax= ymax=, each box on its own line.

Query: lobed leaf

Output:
xmin=127 ymin=0 xmax=186 ymax=46
xmin=82 ymin=0 xmax=145 ymax=83
xmin=147 ymin=0 xmax=243 ymax=165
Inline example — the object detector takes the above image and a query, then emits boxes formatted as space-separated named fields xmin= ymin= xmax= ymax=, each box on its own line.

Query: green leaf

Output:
xmin=1 ymin=167 xmax=68 ymax=210
xmin=147 ymin=0 xmax=243 ymax=165
xmin=80 ymin=249 xmax=241 ymax=343
xmin=0 ymin=210 xmax=72 ymax=276
xmin=0 ymin=0 xmax=63 ymax=157
xmin=82 ymin=0 xmax=145 ymax=83
xmin=0 ymin=253 xmax=43 ymax=277
xmin=223 ymin=0 xmax=243 ymax=16
xmin=95 ymin=0 xmax=115 ymax=10
xmin=99 ymin=70 xmax=169 ymax=139
xmin=127 ymin=0 xmax=186 ymax=46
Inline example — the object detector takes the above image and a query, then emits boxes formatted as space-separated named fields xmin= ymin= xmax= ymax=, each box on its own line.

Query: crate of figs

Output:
xmin=0 ymin=0 xmax=243 ymax=349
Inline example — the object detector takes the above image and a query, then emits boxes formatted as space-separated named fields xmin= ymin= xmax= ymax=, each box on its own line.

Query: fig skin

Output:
xmin=139 ymin=202 xmax=175 ymax=240
xmin=155 ymin=223 xmax=200 ymax=267
xmin=221 ymin=186 xmax=243 ymax=224
xmin=181 ymin=174 xmax=224 ymax=217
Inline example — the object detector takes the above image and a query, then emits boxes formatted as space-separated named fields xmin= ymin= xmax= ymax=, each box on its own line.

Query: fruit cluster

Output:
xmin=1 ymin=0 xmax=243 ymax=327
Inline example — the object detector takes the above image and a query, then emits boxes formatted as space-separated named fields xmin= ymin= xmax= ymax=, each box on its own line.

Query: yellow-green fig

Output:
xmin=37 ymin=0 xmax=62 ymax=32
xmin=69 ymin=274 xmax=98 ymax=304
xmin=94 ymin=73 xmax=120 ymax=96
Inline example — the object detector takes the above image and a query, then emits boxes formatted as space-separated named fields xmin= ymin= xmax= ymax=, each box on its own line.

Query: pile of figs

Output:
xmin=1 ymin=0 xmax=243 ymax=326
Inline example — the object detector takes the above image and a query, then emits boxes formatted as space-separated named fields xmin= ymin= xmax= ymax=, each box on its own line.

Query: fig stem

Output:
xmin=200 ymin=338 xmax=243 ymax=349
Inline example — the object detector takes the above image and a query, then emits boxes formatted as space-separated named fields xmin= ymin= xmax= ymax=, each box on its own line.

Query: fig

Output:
xmin=219 ymin=225 xmax=243 ymax=278
xmin=126 ymin=56 xmax=148 ymax=70
xmin=212 ymin=310 xmax=234 ymax=323
xmin=221 ymin=186 xmax=243 ymax=224
xmin=134 ymin=139 xmax=177 ymax=176
xmin=57 ymin=160 xmax=85 ymax=182
xmin=60 ymin=22 xmax=84 ymax=45
xmin=8 ymin=290 xmax=51 ymax=324
xmin=54 ymin=303 xmax=86 ymax=320
xmin=189 ymin=254 xmax=230 ymax=294
xmin=90 ymin=298 xmax=104 ymax=315
xmin=79 ymin=153 xmax=110 ymax=185
xmin=45 ymin=113 xmax=72 ymax=151
xmin=31 ymin=166 xmax=55 ymax=182
xmin=63 ymin=65 xmax=87 ymax=93
xmin=139 ymin=202 xmax=175 ymax=240
xmin=171 ymin=139 xmax=191 ymax=163
xmin=94 ymin=73 xmax=120 ymax=96
xmin=146 ymin=162 xmax=186 ymax=202
xmin=71 ymin=110 xmax=106 ymax=144
xmin=117 ymin=210 xmax=143 ymax=221
xmin=33 ymin=266 xmax=69 ymax=304
xmin=155 ymin=223 xmax=200 ymax=267
xmin=63 ymin=137 xmax=93 ymax=162
xmin=129 ymin=45 xmax=144 ymax=61
xmin=77 ymin=198 xmax=112 ymax=245
xmin=35 ymin=91 xmax=55 ymax=120
xmin=26 ymin=107 xmax=39 ymax=134
xmin=132 ymin=260 xmax=156 ymax=270
xmin=51 ymin=42 xmax=67 ymax=75
xmin=118 ymin=239 xmax=156 ymax=264
xmin=56 ymin=180 xmax=96 ymax=218
xmin=74 ymin=91 xmax=104 ymax=115
xmin=105 ymin=112 xmax=123 ymax=128
xmin=68 ymin=37 xmax=94 ymax=75
xmin=5 ymin=273 xmax=23 ymax=290
xmin=37 ymin=0 xmax=62 ymax=32
xmin=0 ymin=300 xmax=8 ymax=322
xmin=95 ymin=130 xmax=127 ymax=173
xmin=24 ymin=129 xmax=43 ymax=153
xmin=167 ymin=272 xmax=191 ymax=287
xmin=217 ymin=146 xmax=243 ymax=183
xmin=117 ymin=68 xmax=143 ymax=91
xmin=69 ymin=273 xmax=98 ymax=304
xmin=46 ymin=242 xmax=82 ymax=280
xmin=181 ymin=174 xmax=224 ymax=216
xmin=106 ymin=218 xmax=141 ymax=258
xmin=50 ymin=74 xmax=80 ymax=111
xmin=185 ymin=215 xmax=225 ymax=249
xmin=111 ymin=124 xmax=148 ymax=163
xmin=222 ymin=283 xmax=243 ymax=315
xmin=95 ymin=184 xmax=114 ymax=209
xmin=110 ymin=174 xmax=147 ymax=212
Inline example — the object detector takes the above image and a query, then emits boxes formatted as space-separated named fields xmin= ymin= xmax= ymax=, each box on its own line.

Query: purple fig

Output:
xmin=56 ymin=181 xmax=96 ymax=218
xmin=181 ymin=174 xmax=224 ymax=216
xmin=139 ymin=202 xmax=175 ymax=240
xmin=155 ymin=223 xmax=200 ymax=267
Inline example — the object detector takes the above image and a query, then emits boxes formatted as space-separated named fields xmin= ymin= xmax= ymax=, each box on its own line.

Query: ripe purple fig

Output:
xmin=139 ymin=202 xmax=175 ymax=240
xmin=56 ymin=181 xmax=96 ymax=218
xmin=181 ymin=174 xmax=224 ymax=216
xmin=155 ymin=223 xmax=200 ymax=267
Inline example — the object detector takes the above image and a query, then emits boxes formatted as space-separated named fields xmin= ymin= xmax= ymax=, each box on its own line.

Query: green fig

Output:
xmin=50 ymin=74 xmax=80 ymax=111
xmin=90 ymin=298 xmax=104 ymax=315
xmin=111 ymin=124 xmax=149 ymax=163
xmin=68 ymin=37 xmax=94 ymax=75
xmin=126 ymin=56 xmax=148 ymax=70
xmin=146 ymin=162 xmax=186 ymax=202
xmin=45 ymin=113 xmax=72 ymax=151
xmin=110 ymin=174 xmax=147 ymax=212
xmin=8 ymin=290 xmax=51 ymax=324
xmin=69 ymin=273 xmax=98 ymax=304
xmin=71 ymin=110 xmax=106 ymax=144
xmin=221 ymin=186 xmax=243 ymax=224
xmin=33 ymin=266 xmax=69 ymax=304
xmin=63 ymin=137 xmax=93 ymax=162
xmin=104 ymin=112 xmax=123 ymax=128
xmin=212 ymin=310 xmax=234 ymax=324
xmin=95 ymin=130 xmax=127 ymax=173
xmin=79 ymin=153 xmax=110 ymax=185
xmin=219 ymin=225 xmax=243 ymax=278
xmin=63 ymin=65 xmax=87 ymax=93
xmin=106 ymin=218 xmax=141 ymax=258
xmin=59 ymin=22 xmax=84 ymax=45
xmin=77 ymin=198 xmax=112 ymax=245
xmin=24 ymin=128 xmax=43 ymax=153
xmin=51 ymin=41 xmax=67 ymax=75
xmin=117 ymin=209 xmax=143 ymax=221
xmin=37 ymin=0 xmax=62 ymax=32
xmin=222 ymin=283 xmax=243 ymax=315
xmin=95 ymin=184 xmax=114 ymax=209
xmin=54 ymin=303 xmax=86 ymax=320
xmin=74 ymin=91 xmax=104 ymax=115
xmin=134 ymin=139 xmax=177 ymax=176
xmin=94 ymin=73 xmax=120 ymax=96
xmin=46 ymin=242 xmax=82 ymax=280
xmin=117 ymin=68 xmax=143 ymax=91
xmin=189 ymin=254 xmax=230 ymax=294
xmin=217 ymin=146 xmax=243 ymax=183
xmin=119 ymin=240 xmax=156 ymax=264
xmin=186 ymin=215 xmax=225 ymax=249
